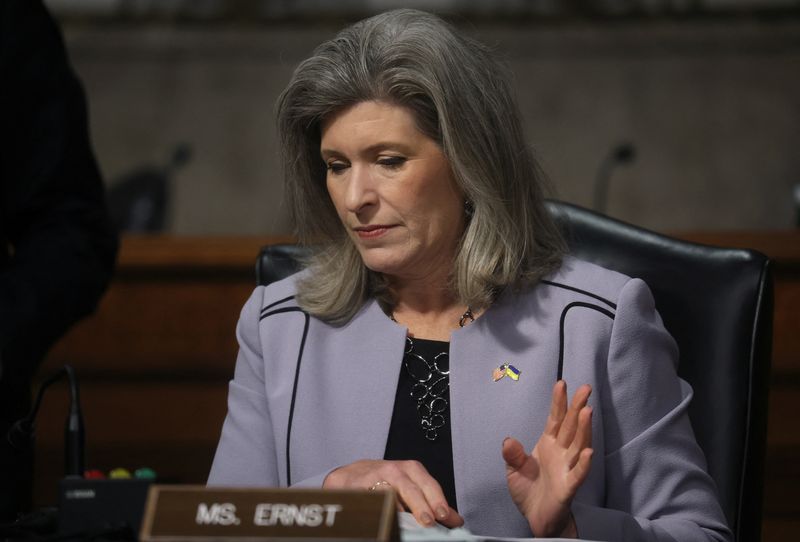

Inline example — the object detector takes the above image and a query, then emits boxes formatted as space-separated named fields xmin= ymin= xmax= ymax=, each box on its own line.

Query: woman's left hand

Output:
xmin=502 ymin=380 xmax=593 ymax=538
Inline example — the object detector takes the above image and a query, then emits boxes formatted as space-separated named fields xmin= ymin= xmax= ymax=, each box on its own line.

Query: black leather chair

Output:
xmin=255 ymin=243 xmax=307 ymax=287
xmin=256 ymin=200 xmax=773 ymax=542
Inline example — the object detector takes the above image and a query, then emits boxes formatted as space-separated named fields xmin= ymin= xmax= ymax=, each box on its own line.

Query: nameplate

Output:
xmin=139 ymin=485 xmax=399 ymax=541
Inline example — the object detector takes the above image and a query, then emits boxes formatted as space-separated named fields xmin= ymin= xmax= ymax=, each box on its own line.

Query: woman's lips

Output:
xmin=354 ymin=225 xmax=395 ymax=239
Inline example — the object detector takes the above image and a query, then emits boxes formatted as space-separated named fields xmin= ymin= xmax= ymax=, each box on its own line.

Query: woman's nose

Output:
xmin=345 ymin=164 xmax=378 ymax=213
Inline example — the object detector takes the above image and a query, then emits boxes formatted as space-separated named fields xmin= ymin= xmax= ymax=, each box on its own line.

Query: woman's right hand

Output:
xmin=323 ymin=459 xmax=464 ymax=528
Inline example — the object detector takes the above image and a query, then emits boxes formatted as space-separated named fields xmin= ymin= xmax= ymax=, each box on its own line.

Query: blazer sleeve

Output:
xmin=572 ymin=278 xmax=732 ymax=542
xmin=207 ymin=286 xmax=337 ymax=489
xmin=208 ymin=286 xmax=280 ymax=486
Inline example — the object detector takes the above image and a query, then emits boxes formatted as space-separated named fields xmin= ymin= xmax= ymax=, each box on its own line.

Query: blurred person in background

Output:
xmin=0 ymin=0 xmax=117 ymax=520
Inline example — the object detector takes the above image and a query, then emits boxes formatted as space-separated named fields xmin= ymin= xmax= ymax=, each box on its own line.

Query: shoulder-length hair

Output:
xmin=276 ymin=8 xmax=565 ymax=325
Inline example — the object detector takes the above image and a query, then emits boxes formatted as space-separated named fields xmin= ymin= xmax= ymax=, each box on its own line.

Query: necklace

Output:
xmin=403 ymin=336 xmax=450 ymax=441
xmin=389 ymin=306 xmax=474 ymax=328
xmin=390 ymin=306 xmax=472 ymax=441
xmin=458 ymin=307 xmax=474 ymax=328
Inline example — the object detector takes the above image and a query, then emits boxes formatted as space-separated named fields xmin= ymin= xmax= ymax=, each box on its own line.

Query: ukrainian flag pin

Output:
xmin=505 ymin=364 xmax=521 ymax=381
xmin=493 ymin=363 xmax=521 ymax=382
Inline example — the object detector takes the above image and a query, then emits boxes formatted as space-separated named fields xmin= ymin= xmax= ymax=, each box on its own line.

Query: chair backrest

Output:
xmin=256 ymin=199 xmax=773 ymax=542
xmin=255 ymin=243 xmax=307 ymax=287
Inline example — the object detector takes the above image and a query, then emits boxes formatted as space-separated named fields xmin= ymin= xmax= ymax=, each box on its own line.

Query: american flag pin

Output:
xmin=492 ymin=363 xmax=508 ymax=382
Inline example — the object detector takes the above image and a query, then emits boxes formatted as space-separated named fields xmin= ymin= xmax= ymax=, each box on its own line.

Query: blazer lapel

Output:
xmin=289 ymin=299 xmax=408 ymax=483
xmin=449 ymin=291 xmax=558 ymax=537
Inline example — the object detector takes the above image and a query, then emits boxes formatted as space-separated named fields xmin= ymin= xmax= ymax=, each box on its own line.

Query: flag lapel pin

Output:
xmin=492 ymin=364 xmax=507 ymax=382
xmin=492 ymin=362 xmax=521 ymax=382
xmin=504 ymin=364 xmax=521 ymax=381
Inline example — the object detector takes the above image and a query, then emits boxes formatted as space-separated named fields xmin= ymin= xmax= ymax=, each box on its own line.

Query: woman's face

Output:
xmin=320 ymin=101 xmax=465 ymax=285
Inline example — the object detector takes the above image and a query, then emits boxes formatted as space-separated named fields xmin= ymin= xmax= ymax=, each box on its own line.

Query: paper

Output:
xmin=398 ymin=512 xmax=601 ymax=542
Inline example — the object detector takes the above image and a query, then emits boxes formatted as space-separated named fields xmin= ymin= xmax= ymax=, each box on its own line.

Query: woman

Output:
xmin=209 ymin=9 xmax=731 ymax=541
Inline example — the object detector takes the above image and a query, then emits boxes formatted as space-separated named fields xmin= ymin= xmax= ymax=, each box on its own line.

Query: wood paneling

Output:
xmin=772 ymin=278 xmax=800 ymax=373
xmin=32 ymin=382 xmax=228 ymax=506
xmin=34 ymin=236 xmax=278 ymax=504
xmin=49 ymin=279 xmax=249 ymax=376
xmin=762 ymin=517 xmax=800 ymax=542
xmin=32 ymin=232 xmax=800 ymax=542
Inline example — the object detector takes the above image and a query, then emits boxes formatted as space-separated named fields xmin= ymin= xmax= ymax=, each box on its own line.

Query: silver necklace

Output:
xmin=392 ymin=307 xmax=473 ymax=441
xmin=403 ymin=336 xmax=450 ymax=441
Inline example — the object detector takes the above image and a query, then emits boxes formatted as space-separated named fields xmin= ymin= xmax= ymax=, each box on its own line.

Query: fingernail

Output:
xmin=421 ymin=512 xmax=433 ymax=526
xmin=436 ymin=507 xmax=448 ymax=519
xmin=502 ymin=436 xmax=510 ymax=446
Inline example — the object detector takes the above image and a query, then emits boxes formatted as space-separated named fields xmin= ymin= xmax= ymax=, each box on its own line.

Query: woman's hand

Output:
xmin=502 ymin=380 xmax=593 ymax=538
xmin=323 ymin=459 xmax=464 ymax=528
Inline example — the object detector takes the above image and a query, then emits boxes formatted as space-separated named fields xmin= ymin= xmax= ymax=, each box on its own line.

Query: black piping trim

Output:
xmin=261 ymin=295 xmax=296 ymax=314
xmin=285 ymin=311 xmax=310 ymax=486
xmin=258 ymin=305 xmax=310 ymax=486
xmin=541 ymin=280 xmax=617 ymax=309
xmin=260 ymin=306 xmax=305 ymax=321
xmin=557 ymin=301 xmax=615 ymax=381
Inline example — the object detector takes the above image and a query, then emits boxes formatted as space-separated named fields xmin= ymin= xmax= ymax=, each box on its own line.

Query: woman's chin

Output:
xmin=361 ymin=260 xmax=401 ymax=276
xmin=358 ymin=253 xmax=407 ymax=277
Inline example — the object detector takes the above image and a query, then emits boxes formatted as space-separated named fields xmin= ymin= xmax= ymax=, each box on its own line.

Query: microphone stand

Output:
xmin=593 ymin=142 xmax=636 ymax=215
xmin=7 ymin=364 xmax=85 ymax=478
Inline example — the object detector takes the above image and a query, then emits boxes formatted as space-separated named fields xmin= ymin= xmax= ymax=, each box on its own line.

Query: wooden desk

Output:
xmin=34 ymin=232 xmax=800 ymax=540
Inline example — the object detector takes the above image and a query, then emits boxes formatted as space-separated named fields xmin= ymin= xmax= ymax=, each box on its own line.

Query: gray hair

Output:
xmin=276 ymin=8 xmax=565 ymax=325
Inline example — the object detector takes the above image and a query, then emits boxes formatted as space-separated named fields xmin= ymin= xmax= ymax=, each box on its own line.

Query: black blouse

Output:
xmin=383 ymin=337 xmax=457 ymax=510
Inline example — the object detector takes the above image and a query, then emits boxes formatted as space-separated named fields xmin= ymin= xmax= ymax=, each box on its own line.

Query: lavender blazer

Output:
xmin=208 ymin=257 xmax=732 ymax=542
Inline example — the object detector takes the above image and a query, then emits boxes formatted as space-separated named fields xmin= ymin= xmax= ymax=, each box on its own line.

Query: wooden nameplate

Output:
xmin=139 ymin=485 xmax=399 ymax=541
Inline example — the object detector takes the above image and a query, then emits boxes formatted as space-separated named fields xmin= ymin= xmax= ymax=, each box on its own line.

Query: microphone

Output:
xmin=7 ymin=364 xmax=85 ymax=478
xmin=64 ymin=365 xmax=85 ymax=477
xmin=6 ymin=366 xmax=150 ymax=540
xmin=592 ymin=142 xmax=637 ymax=215
xmin=793 ymin=182 xmax=800 ymax=227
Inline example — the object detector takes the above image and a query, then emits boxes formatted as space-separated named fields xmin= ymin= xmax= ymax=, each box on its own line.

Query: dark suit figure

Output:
xmin=0 ymin=0 xmax=118 ymax=520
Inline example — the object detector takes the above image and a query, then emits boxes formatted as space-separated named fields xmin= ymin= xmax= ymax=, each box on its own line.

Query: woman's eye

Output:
xmin=378 ymin=156 xmax=406 ymax=169
xmin=326 ymin=161 xmax=348 ymax=174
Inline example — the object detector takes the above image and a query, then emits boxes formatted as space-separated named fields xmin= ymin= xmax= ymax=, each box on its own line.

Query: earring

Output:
xmin=464 ymin=199 xmax=474 ymax=218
